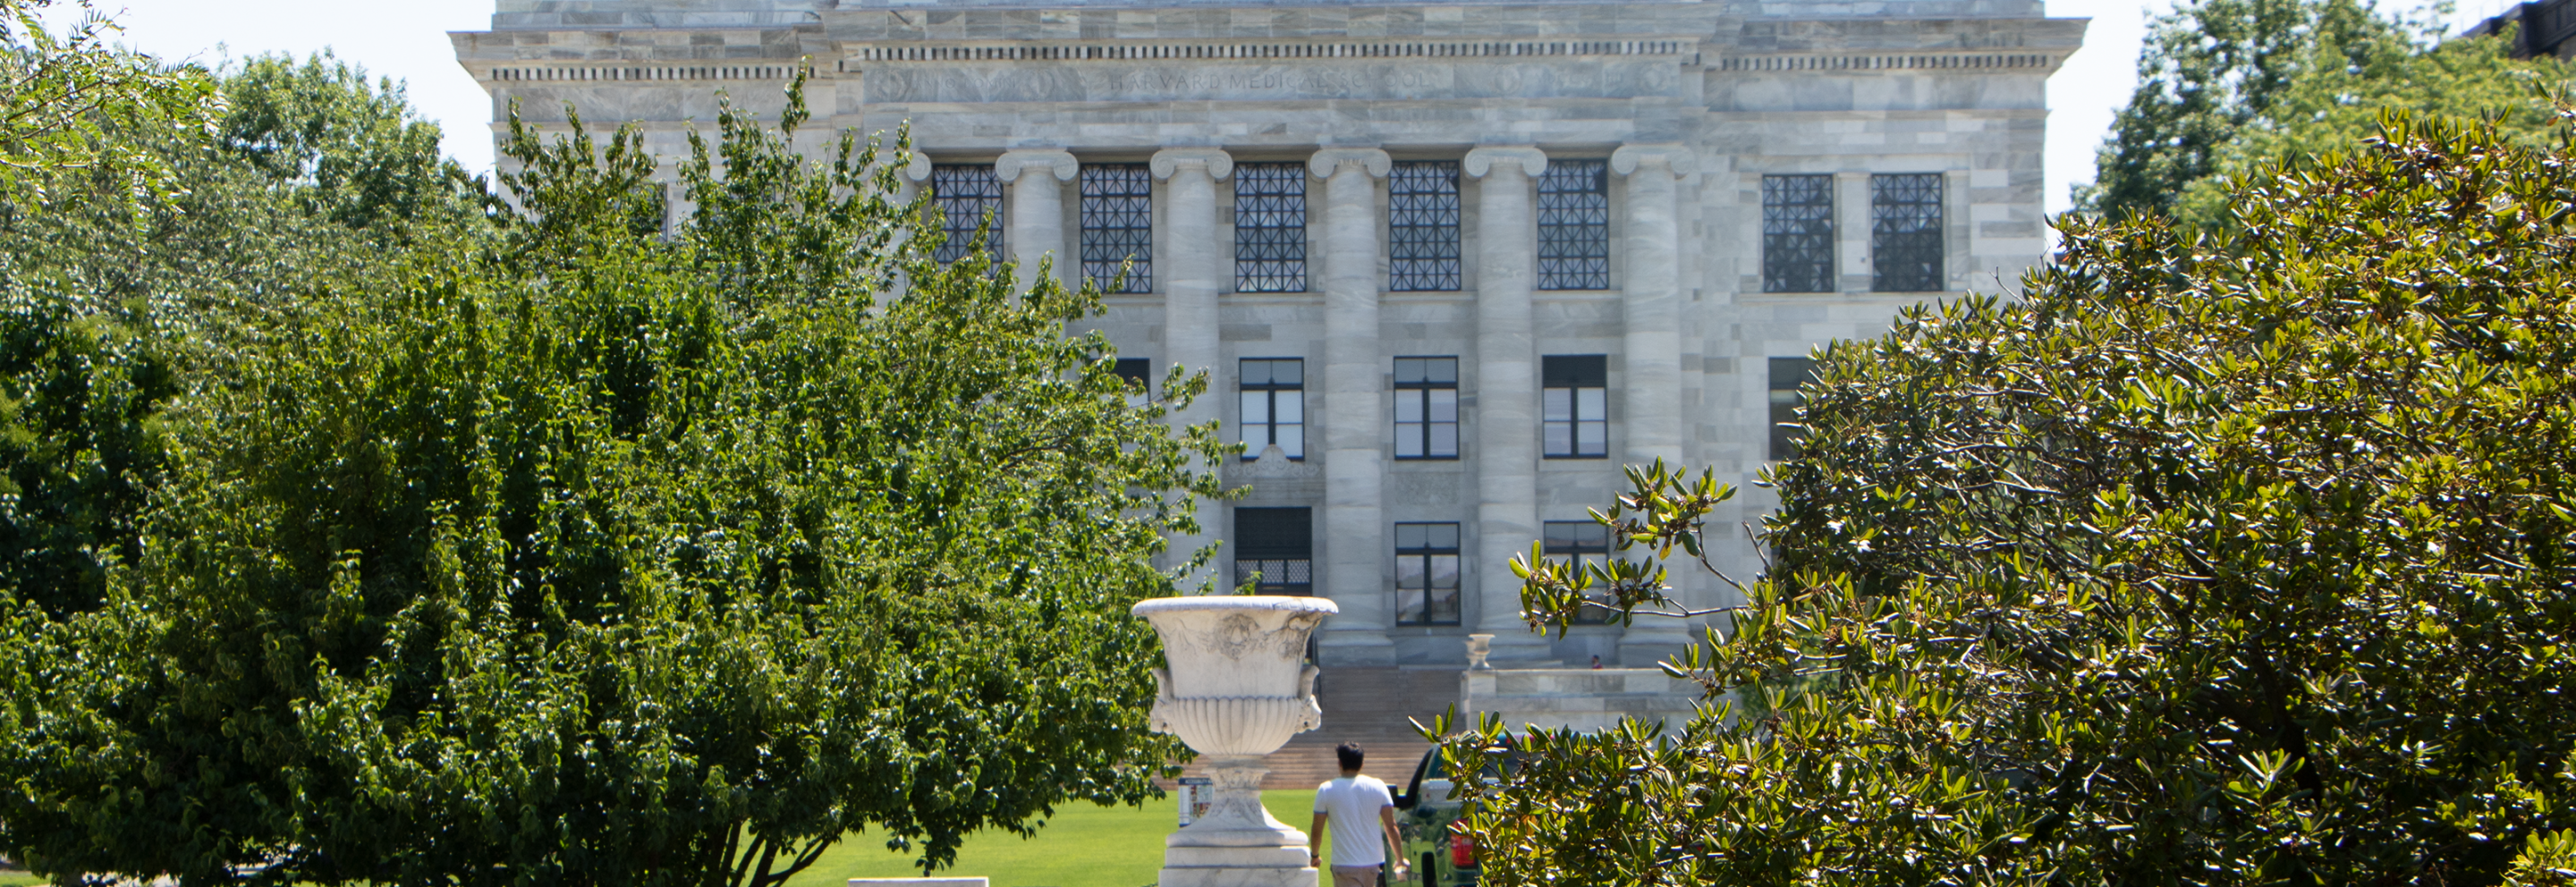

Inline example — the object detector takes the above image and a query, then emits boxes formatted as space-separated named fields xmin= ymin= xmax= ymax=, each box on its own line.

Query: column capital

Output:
xmin=897 ymin=148 xmax=934 ymax=183
xmin=1306 ymin=147 xmax=1391 ymax=180
xmin=1463 ymin=146 xmax=1547 ymax=180
xmin=1611 ymin=144 xmax=1698 ymax=179
xmin=996 ymin=148 xmax=1079 ymax=183
xmin=1150 ymin=147 xmax=1234 ymax=182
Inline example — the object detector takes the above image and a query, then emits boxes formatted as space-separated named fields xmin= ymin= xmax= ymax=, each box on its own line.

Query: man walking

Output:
xmin=1311 ymin=742 xmax=1410 ymax=886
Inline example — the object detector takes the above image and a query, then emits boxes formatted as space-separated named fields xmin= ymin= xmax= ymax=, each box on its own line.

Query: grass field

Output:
xmin=790 ymin=790 xmax=1334 ymax=887
xmin=0 ymin=791 xmax=1331 ymax=887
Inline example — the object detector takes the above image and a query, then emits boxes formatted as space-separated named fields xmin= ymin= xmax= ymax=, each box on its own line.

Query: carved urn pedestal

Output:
xmin=1131 ymin=596 xmax=1340 ymax=887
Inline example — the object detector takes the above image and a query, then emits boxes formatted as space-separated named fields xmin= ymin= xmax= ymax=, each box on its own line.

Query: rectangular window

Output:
xmin=1388 ymin=161 xmax=1462 ymax=291
xmin=1393 ymin=357 xmax=1460 ymax=460
xmin=1769 ymin=356 xmax=1817 ymax=460
xmin=1394 ymin=522 xmax=1462 ymax=626
xmin=1537 ymin=159 xmax=1610 ymax=291
xmin=1543 ymin=520 xmax=1614 ymax=624
xmin=1541 ymin=355 xmax=1607 ymax=459
xmin=1762 ymin=174 xmax=1835 ymax=292
xmin=1235 ymin=507 xmax=1312 ymax=595
xmin=1870 ymin=173 xmax=1944 ymax=292
xmin=930 ymin=165 xmax=1004 ymax=266
xmin=1234 ymin=164 xmax=1308 ymax=292
xmin=1080 ymin=164 xmax=1153 ymax=293
xmin=1113 ymin=358 xmax=1153 ymax=389
xmin=1239 ymin=358 xmax=1305 ymax=460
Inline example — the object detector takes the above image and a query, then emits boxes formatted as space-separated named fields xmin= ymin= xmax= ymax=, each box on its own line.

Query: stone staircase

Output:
xmin=1167 ymin=667 xmax=1461 ymax=790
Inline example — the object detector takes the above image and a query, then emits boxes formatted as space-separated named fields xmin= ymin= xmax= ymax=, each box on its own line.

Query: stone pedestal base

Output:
xmin=1157 ymin=866 xmax=1322 ymax=887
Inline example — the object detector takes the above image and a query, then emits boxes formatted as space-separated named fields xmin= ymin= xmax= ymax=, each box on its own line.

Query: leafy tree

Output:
xmin=0 ymin=0 xmax=217 ymax=202
xmin=2078 ymin=0 xmax=2403 ymax=219
xmin=1462 ymin=112 xmax=2576 ymax=886
xmin=0 ymin=80 xmax=1224 ymax=887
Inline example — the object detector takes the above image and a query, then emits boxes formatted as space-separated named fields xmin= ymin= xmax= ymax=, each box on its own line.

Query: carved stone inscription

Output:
xmin=861 ymin=59 xmax=1682 ymax=104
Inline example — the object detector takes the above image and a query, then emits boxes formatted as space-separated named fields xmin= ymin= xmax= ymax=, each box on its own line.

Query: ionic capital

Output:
xmin=1306 ymin=148 xmax=1392 ymax=180
xmin=1610 ymin=144 xmax=1699 ymax=179
xmin=996 ymin=148 xmax=1080 ymax=183
xmin=1150 ymin=147 xmax=1235 ymax=182
xmin=1463 ymin=146 xmax=1548 ymax=180
xmin=897 ymin=149 xmax=934 ymax=183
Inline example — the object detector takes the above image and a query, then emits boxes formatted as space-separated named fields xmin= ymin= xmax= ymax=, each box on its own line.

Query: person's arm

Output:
xmin=1379 ymin=804 xmax=1407 ymax=877
xmin=1310 ymin=811 xmax=1327 ymax=868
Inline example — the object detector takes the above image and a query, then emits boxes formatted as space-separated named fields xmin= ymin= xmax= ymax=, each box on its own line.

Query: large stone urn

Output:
xmin=1132 ymin=596 xmax=1339 ymax=887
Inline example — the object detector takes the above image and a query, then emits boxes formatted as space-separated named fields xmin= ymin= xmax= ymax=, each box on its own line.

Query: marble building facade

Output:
xmin=453 ymin=0 xmax=2086 ymax=668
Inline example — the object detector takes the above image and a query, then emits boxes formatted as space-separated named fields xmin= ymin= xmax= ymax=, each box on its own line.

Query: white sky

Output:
xmin=59 ymin=0 xmax=2497 ymax=217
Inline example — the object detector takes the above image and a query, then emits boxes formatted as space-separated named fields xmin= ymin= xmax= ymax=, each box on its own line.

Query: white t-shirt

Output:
xmin=1313 ymin=774 xmax=1394 ymax=867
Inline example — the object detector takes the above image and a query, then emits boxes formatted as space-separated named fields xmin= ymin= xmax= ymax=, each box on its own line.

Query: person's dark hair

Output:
xmin=1335 ymin=742 xmax=1365 ymax=772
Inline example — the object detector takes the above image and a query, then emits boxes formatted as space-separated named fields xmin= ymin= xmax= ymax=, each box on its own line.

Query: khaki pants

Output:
xmin=1330 ymin=866 xmax=1380 ymax=887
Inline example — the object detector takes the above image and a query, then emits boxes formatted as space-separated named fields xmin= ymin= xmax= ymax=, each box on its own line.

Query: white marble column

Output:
xmin=1612 ymin=144 xmax=1698 ymax=667
xmin=1462 ymin=146 xmax=1552 ymax=663
xmin=998 ymin=148 xmax=1078 ymax=292
xmin=1308 ymin=147 xmax=1394 ymax=664
xmin=1152 ymin=148 xmax=1233 ymax=593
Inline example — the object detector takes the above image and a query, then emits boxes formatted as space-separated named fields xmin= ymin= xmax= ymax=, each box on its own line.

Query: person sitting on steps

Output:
xmin=1311 ymin=742 xmax=1410 ymax=886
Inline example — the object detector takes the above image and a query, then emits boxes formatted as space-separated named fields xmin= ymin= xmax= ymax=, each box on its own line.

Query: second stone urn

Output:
xmin=1132 ymin=595 xmax=1340 ymax=887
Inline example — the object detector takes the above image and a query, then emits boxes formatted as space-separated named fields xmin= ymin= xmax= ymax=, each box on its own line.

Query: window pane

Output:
xmin=1395 ymin=523 xmax=1427 ymax=549
xmin=1275 ymin=391 xmax=1303 ymax=424
xmin=1430 ymin=553 xmax=1460 ymax=589
xmin=1428 ymin=586 xmax=1461 ymax=624
xmin=1395 ymin=586 xmax=1426 ymax=625
xmin=1234 ymin=164 xmax=1309 ymax=292
xmin=931 ymin=165 xmax=1005 ymax=266
xmin=1545 ymin=422 xmax=1572 ymax=456
xmin=1241 ymin=359 xmax=1273 ymax=386
xmin=1080 ymin=164 xmax=1153 ymax=292
xmin=1761 ymin=174 xmax=1835 ymax=293
xmin=1395 ymin=430 xmax=1424 ymax=459
xmin=1394 ymin=358 xmax=1427 ymax=384
xmin=1430 ymin=523 xmax=1459 ymax=549
xmin=1871 ymin=173 xmax=1944 ymax=292
xmin=1543 ymin=388 xmax=1572 ymax=422
xmin=1241 ymin=391 xmax=1269 ymax=426
xmin=1577 ymin=418 xmax=1606 ymax=455
xmin=1429 ymin=423 xmax=1457 ymax=458
xmin=1395 ymin=389 xmax=1425 ymax=423
xmin=1428 ymin=389 xmax=1457 ymax=422
xmin=1537 ymin=159 xmax=1610 ymax=290
xmin=1389 ymin=162 xmax=1462 ymax=291
xmin=1396 ymin=553 xmax=1426 ymax=589
xmin=1576 ymin=387 xmax=1606 ymax=419
xmin=1279 ymin=423 xmax=1304 ymax=459
xmin=1272 ymin=359 xmax=1302 ymax=387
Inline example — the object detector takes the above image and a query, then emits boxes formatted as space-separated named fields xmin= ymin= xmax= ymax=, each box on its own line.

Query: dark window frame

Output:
xmin=1394 ymin=521 xmax=1462 ymax=626
xmin=1239 ymin=358 xmax=1306 ymax=460
xmin=1537 ymin=159 xmax=1611 ymax=291
xmin=1769 ymin=356 xmax=1817 ymax=460
xmin=1394 ymin=356 xmax=1460 ymax=460
xmin=1870 ymin=173 xmax=1945 ymax=292
xmin=930 ymin=164 xmax=1005 ymax=266
xmin=1080 ymin=164 xmax=1154 ymax=293
xmin=1761 ymin=174 xmax=1835 ymax=293
xmin=1388 ymin=161 xmax=1462 ymax=291
xmin=1234 ymin=164 xmax=1309 ymax=292
xmin=1542 ymin=355 xmax=1608 ymax=460
xmin=1235 ymin=506 xmax=1313 ymax=596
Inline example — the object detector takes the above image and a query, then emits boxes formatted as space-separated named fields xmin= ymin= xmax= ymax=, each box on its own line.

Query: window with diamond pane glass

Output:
xmin=1394 ymin=521 xmax=1462 ymax=625
xmin=1762 ymin=174 xmax=1835 ymax=292
xmin=1080 ymin=164 xmax=1152 ymax=292
xmin=1389 ymin=161 xmax=1462 ymax=291
xmin=930 ymin=165 xmax=1004 ymax=266
xmin=1871 ymin=173 xmax=1944 ymax=292
xmin=1233 ymin=164 xmax=1308 ymax=292
xmin=1537 ymin=159 xmax=1610 ymax=290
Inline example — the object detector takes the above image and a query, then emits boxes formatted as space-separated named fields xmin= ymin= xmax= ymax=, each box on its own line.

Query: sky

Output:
xmin=55 ymin=0 xmax=2497 ymax=217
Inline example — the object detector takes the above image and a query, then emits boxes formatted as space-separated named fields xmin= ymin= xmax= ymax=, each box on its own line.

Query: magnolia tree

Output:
xmin=1453 ymin=114 xmax=2576 ymax=886
xmin=0 ymin=81 xmax=1227 ymax=887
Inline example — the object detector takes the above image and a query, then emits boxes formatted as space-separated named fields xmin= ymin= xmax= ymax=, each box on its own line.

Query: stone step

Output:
xmin=1167 ymin=666 xmax=1462 ymax=790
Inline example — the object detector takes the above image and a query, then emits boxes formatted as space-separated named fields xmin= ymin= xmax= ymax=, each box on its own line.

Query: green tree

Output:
xmin=0 ymin=0 xmax=217 ymax=202
xmin=0 ymin=80 xmax=1224 ymax=887
xmin=2077 ymin=0 xmax=2402 ymax=220
xmin=1460 ymin=112 xmax=2576 ymax=885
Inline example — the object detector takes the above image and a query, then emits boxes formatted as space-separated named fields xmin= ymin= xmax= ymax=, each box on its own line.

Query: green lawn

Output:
xmin=0 ymin=872 xmax=39 ymax=887
xmin=792 ymin=790 xmax=1334 ymax=887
